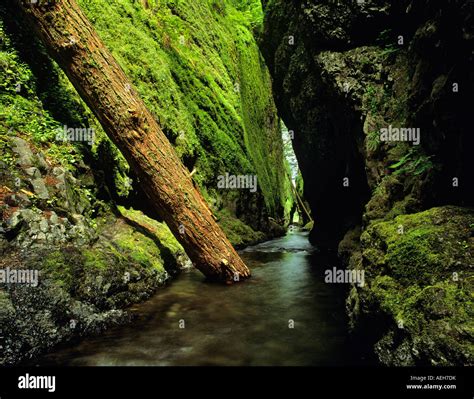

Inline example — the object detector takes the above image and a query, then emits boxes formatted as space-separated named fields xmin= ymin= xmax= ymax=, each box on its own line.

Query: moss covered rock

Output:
xmin=348 ymin=206 xmax=474 ymax=365
xmin=0 ymin=206 xmax=187 ymax=365
xmin=73 ymin=0 xmax=292 ymax=235
xmin=263 ymin=0 xmax=474 ymax=366
xmin=0 ymin=0 xmax=292 ymax=365
xmin=262 ymin=0 xmax=474 ymax=243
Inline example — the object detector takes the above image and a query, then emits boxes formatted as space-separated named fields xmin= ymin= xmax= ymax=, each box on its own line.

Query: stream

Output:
xmin=34 ymin=229 xmax=367 ymax=366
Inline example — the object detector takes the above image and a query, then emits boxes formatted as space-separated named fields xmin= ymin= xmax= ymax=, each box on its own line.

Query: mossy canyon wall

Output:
xmin=0 ymin=0 xmax=290 ymax=364
xmin=262 ymin=0 xmax=474 ymax=365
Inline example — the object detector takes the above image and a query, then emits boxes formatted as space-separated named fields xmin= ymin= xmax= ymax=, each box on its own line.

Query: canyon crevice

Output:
xmin=262 ymin=0 xmax=474 ymax=365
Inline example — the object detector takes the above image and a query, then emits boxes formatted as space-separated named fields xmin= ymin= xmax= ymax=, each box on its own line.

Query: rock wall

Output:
xmin=262 ymin=0 xmax=474 ymax=365
xmin=74 ymin=0 xmax=292 ymax=241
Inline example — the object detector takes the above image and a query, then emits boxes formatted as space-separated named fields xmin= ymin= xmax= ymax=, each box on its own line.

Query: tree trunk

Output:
xmin=15 ymin=0 xmax=250 ymax=283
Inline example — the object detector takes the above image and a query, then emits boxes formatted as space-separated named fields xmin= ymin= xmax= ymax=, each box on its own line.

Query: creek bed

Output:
xmin=34 ymin=230 xmax=365 ymax=366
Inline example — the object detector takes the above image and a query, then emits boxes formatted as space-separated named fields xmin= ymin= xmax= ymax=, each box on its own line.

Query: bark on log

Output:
xmin=15 ymin=0 xmax=250 ymax=283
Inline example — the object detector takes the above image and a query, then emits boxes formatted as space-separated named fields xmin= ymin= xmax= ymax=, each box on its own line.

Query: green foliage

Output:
xmin=381 ymin=45 xmax=400 ymax=58
xmin=231 ymin=0 xmax=264 ymax=32
xmin=376 ymin=29 xmax=401 ymax=58
xmin=216 ymin=208 xmax=265 ymax=247
xmin=295 ymin=172 xmax=304 ymax=197
xmin=0 ymin=19 xmax=90 ymax=171
xmin=75 ymin=0 xmax=288 ymax=216
xmin=363 ymin=85 xmax=379 ymax=114
xmin=376 ymin=29 xmax=393 ymax=46
xmin=388 ymin=147 xmax=434 ymax=176
xmin=0 ymin=0 xmax=289 ymax=246
xmin=363 ymin=84 xmax=392 ymax=116
xmin=0 ymin=133 xmax=14 ymax=167
xmin=366 ymin=129 xmax=381 ymax=152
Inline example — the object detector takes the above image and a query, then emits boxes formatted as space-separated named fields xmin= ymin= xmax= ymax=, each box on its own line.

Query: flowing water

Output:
xmin=35 ymin=229 xmax=366 ymax=366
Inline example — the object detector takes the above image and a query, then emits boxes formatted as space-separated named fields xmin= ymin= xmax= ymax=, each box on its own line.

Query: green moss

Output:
xmin=117 ymin=206 xmax=183 ymax=254
xmin=386 ymin=227 xmax=441 ymax=283
xmin=38 ymin=207 xmax=184 ymax=290
xmin=74 ymin=0 xmax=290 ymax=217
xmin=371 ymin=275 xmax=474 ymax=350
xmin=364 ymin=207 xmax=473 ymax=285
xmin=0 ymin=289 xmax=14 ymax=315
xmin=113 ymin=227 xmax=165 ymax=273
xmin=0 ymin=16 xmax=94 ymax=172
xmin=1 ymin=0 xmax=289 ymax=254
xmin=82 ymin=249 xmax=109 ymax=270
xmin=216 ymin=208 xmax=265 ymax=247
xmin=42 ymin=250 xmax=74 ymax=290
xmin=357 ymin=206 xmax=474 ymax=364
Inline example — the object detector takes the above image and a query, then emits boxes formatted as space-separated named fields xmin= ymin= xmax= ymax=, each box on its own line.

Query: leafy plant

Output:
xmin=381 ymin=45 xmax=400 ymax=58
xmin=366 ymin=129 xmax=381 ymax=152
xmin=389 ymin=148 xmax=434 ymax=176
xmin=376 ymin=28 xmax=401 ymax=58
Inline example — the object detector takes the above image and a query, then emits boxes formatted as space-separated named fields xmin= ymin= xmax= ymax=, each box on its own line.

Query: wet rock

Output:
xmin=5 ymin=194 xmax=19 ymax=207
xmin=263 ymin=0 xmax=474 ymax=366
xmin=20 ymin=209 xmax=39 ymax=223
xmin=8 ymin=193 xmax=31 ymax=207
xmin=348 ymin=206 xmax=474 ymax=366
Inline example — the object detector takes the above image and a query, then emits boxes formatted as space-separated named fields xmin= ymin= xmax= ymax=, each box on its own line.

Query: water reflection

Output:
xmin=35 ymin=230 xmax=364 ymax=366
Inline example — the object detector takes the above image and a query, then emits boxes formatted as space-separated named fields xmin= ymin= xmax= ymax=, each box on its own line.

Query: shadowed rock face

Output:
xmin=262 ymin=0 xmax=474 ymax=365
xmin=261 ymin=0 xmax=474 ymax=247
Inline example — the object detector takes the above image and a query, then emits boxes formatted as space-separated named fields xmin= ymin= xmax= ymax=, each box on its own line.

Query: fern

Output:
xmin=389 ymin=148 xmax=434 ymax=176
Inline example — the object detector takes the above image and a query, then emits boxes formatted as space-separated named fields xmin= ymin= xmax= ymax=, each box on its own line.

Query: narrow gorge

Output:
xmin=262 ymin=0 xmax=474 ymax=366
xmin=0 ymin=0 xmax=472 ymax=369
